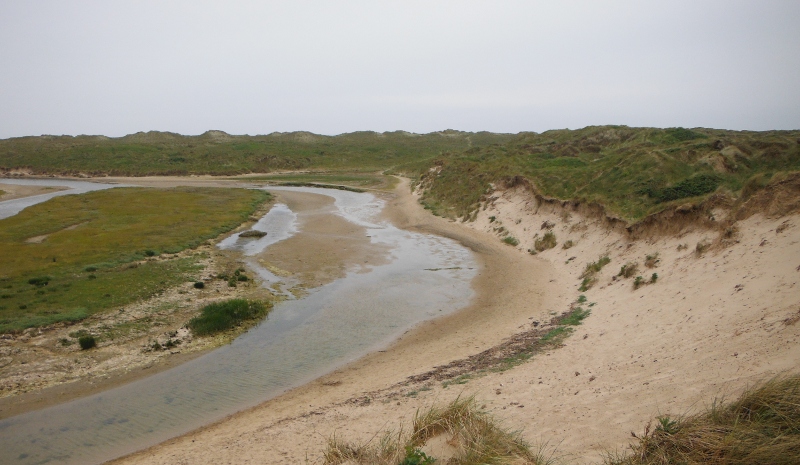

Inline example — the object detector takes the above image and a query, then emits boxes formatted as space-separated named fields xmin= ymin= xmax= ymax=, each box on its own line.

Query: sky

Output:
xmin=1 ymin=1 xmax=799 ymax=138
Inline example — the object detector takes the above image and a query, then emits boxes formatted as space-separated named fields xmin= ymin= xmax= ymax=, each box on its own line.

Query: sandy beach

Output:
xmin=98 ymin=177 xmax=800 ymax=464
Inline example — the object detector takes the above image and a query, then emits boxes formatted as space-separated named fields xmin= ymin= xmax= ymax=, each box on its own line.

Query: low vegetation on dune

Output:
xmin=0 ymin=187 xmax=269 ymax=332
xmin=410 ymin=126 xmax=800 ymax=221
xmin=607 ymin=375 xmax=800 ymax=465
xmin=324 ymin=396 xmax=552 ymax=465
xmin=326 ymin=375 xmax=800 ymax=465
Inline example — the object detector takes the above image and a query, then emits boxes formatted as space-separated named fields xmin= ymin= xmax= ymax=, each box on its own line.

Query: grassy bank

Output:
xmin=409 ymin=126 xmax=800 ymax=222
xmin=0 ymin=187 xmax=269 ymax=332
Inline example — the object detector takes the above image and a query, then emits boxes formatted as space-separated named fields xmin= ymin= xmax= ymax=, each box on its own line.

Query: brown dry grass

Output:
xmin=606 ymin=375 xmax=800 ymax=465
xmin=324 ymin=397 xmax=553 ymax=465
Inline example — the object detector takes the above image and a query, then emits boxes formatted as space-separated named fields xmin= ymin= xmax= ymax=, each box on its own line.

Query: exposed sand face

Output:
xmin=111 ymin=179 xmax=800 ymax=465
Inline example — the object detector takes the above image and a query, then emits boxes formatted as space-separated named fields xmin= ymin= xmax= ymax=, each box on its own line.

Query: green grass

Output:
xmin=0 ymin=187 xmax=269 ymax=332
xmin=0 ymin=130 xmax=514 ymax=177
xmin=187 ymin=299 xmax=271 ymax=336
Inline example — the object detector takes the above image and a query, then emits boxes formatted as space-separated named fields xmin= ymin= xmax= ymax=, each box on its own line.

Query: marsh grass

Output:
xmin=606 ymin=375 xmax=800 ymax=465
xmin=187 ymin=299 xmax=271 ymax=336
xmin=0 ymin=187 xmax=269 ymax=332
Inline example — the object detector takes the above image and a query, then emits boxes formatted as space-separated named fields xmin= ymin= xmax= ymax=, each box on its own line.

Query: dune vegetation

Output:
xmin=408 ymin=126 xmax=800 ymax=222
xmin=0 ymin=187 xmax=269 ymax=332
xmin=325 ymin=375 xmax=800 ymax=465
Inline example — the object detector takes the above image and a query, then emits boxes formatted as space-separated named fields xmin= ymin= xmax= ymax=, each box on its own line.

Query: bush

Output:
xmin=502 ymin=236 xmax=519 ymax=246
xmin=193 ymin=281 xmax=205 ymax=289
xmin=534 ymin=231 xmax=557 ymax=251
xmin=645 ymin=252 xmax=659 ymax=268
xmin=27 ymin=277 xmax=50 ymax=287
xmin=646 ymin=174 xmax=721 ymax=203
xmin=188 ymin=299 xmax=270 ymax=336
xmin=78 ymin=335 xmax=96 ymax=350
xmin=562 ymin=240 xmax=575 ymax=249
xmin=633 ymin=276 xmax=644 ymax=289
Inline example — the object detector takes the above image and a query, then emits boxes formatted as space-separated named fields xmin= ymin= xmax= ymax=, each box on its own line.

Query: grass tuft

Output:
xmin=606 ymin=375 xmax=800 ymax=465
xmin=324 ymin=396 xmax=553 ymax=465
xmin=534 ymin=231 xmax=558 ymax=252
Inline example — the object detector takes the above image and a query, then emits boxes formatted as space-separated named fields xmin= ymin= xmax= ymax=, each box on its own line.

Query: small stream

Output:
xmin=0 ymin=185 xmax=478 ymax=465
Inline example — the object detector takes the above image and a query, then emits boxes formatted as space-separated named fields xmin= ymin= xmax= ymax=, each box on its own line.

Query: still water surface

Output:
xmin=0 ymin=186 xmax=477 ymax=465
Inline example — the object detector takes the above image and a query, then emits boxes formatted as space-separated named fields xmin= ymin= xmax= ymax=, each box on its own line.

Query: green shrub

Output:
xmin=399 ymin=447 xmax=435 ymax=465
xmin=84 ymin=266 xmax=98 ymax=272
xmin=646 ymin=174 xmax=721 ymax=203
xmin=633 ymin=276 xmax=644 ymax=289
xmin=188 ymin=299 xmax=270 ymax=336
xmin=193 ymin=281 xmax=205 ymax=289
xmin=562 ymin=239 xmax=575 ymax=249
xmin=502 ymin=236 xmax=519 ymax=246
xmin=27 ymin=277 xmax=50 ymax=287
xmin=78 ymin=335 xmax=96 ymax=350
xmin=645 ymin=252 xmax=660 ymax=268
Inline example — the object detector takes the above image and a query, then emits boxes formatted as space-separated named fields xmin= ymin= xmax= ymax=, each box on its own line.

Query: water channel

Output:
xmin=0 ymin=182 xmax=478 ymax=465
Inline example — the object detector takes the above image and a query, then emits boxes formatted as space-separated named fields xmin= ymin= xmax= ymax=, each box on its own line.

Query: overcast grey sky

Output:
xmin=1 ymin=1 xmax=798 ymax=138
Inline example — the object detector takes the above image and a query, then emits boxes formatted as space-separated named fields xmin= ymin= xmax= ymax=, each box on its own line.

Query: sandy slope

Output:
xmin=112 ymin=180 xmax=800 ymax=464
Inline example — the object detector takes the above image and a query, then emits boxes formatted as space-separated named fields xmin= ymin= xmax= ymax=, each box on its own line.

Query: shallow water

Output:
xmin=0 ymin=187 xmax=477 ymax=465
xmin=0 ymin=178 xmax=123 ymax=220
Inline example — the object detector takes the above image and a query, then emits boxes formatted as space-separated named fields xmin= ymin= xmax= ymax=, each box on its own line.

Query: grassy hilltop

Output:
xmin=0 ymin=130 xmax=514 ymax=176
xmin=408 ymin=126 xmax=800 ymax=222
